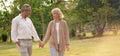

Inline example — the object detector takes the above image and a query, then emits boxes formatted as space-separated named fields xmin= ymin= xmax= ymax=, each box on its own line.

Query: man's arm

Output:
xmin=11 ymin=19 xmax=18 ymax=42
xmin=30 ymin=19 xmax=41 ymax=42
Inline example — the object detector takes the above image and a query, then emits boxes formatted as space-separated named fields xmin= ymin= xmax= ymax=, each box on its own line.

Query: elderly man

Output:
xmin=11 ymin=4 xmax=41 ymax=56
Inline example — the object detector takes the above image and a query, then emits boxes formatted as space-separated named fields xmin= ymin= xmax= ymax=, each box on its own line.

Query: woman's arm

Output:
xmin=64 ymin=21 xmax=70 ymax=45
xmin=43 ymin=21 xmax=52 ymax=45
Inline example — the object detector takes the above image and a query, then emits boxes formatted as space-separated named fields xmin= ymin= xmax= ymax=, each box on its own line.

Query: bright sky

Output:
xmin=0 ymin=0 xmax=74 ymax=12
xmin=0 ymin=0 xmax=13 ymax=11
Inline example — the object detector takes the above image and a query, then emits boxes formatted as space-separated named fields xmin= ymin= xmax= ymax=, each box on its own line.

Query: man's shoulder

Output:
xmin=26 ymin=17 xmax=32 ymax=23
xmin=12 ymin=15 xmax=20 ymax=21
xmin=27 ymin=17 xmax=31 ymax=21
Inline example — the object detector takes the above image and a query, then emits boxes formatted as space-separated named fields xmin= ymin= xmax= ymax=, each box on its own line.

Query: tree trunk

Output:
xmin=96 ymin=27 xmax=104 ymax=37
xmin=40 ymin=14 xmax=44 ymax=40
xmin=94 ymin=22 xmax=106 ymax=37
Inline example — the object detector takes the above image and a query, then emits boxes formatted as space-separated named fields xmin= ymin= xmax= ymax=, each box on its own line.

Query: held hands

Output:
xmin=39 ymin=41 xmax=44 ymax=48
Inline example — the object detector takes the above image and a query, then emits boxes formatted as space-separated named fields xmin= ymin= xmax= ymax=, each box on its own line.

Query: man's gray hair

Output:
xmin=21 ymin=4 xmax=31 ymax=12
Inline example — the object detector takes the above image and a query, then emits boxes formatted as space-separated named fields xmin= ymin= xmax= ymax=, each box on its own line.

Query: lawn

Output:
xmin=0 ymin=35 xmax=120 ymax=56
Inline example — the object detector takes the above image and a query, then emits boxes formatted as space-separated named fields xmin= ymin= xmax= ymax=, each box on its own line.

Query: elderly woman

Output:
xmin=40 ymin=8 xmax=70 ymax=56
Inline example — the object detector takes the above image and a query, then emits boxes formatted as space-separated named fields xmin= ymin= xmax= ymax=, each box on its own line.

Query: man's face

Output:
xmin=24 ymin=9 xmax=31 ymax=17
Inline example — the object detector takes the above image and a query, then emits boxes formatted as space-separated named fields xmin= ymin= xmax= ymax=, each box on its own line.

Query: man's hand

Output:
xmin=16 ymin=41 xmax=20 ymax=47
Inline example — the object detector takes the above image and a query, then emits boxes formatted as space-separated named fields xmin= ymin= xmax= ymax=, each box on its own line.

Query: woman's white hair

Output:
xmin=51 ymin=8 xmax=64 ymax=19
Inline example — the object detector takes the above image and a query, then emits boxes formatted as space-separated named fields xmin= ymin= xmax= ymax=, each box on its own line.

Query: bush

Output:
xmin=76 ymin=32 xmax=86 ymax=39
xmin=70 ymin=29 xmax=76 ymax=37
xmin=0 ymin=36 xmax=1 ymax=42
xmin=1 ymin=32 xmax=8 ymax=42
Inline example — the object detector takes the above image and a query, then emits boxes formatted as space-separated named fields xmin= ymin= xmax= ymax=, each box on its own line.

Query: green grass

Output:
xmin=0 ymin=35 xmax=120 ymax=56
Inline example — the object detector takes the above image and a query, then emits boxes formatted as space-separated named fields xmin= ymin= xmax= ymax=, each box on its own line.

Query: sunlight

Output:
xmin=0 ymin=0 xmax=13 ymax=11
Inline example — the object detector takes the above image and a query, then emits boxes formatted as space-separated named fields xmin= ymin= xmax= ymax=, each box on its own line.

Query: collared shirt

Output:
xmin=11 ymin=14 xmax=40 ymax=42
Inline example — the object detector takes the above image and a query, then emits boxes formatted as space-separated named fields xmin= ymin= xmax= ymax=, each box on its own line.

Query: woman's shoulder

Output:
xmin=61 ymin=20 xmax=67 ymax=24
xmin=48 ymin=20 xmax=54 ymax=26
xmin=49 ymin=20 xmax=54 ymax=23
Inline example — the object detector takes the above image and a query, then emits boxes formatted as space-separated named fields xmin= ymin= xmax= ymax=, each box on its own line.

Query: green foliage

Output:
xmin=0 ymin=0 xmax=120 ymax=39
xmin=67 ymin=0 xmax=120 ymax=37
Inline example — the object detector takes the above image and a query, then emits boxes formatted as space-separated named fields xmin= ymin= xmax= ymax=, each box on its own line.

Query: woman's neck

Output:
xmin=55 ymin=19 xmax=61 ymax=23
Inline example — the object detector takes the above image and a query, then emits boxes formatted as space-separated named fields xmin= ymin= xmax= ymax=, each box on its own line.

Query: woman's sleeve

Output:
xmin=64 ymin=21 xmax=70 ymax=45
xmin=43 ymin=21 xmax=52 ymax=44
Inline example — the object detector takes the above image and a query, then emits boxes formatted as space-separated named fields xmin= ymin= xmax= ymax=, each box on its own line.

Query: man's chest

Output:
xmin=18 ymin=19 xmax=32 ymax=29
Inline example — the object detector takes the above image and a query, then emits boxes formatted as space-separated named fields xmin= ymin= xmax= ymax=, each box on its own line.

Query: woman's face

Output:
xmin=52 ymin=11 xmax=60 ymax=20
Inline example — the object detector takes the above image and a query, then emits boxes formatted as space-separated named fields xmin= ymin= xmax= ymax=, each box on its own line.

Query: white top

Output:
xmin=11 ymin=14 xmax=40 ymax=42
xmin=55 ymin=22 xmax=60 ymax=44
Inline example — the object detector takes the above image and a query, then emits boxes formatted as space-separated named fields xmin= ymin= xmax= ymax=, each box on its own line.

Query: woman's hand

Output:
xmin=66 ymin=44 xmax=70 ymax=51
xmin=39 ymin=41 xmax=44 ymax=48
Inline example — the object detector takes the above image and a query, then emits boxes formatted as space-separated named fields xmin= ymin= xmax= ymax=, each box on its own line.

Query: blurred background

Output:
xmin=0 ymin=0 xmax=120 ymax=56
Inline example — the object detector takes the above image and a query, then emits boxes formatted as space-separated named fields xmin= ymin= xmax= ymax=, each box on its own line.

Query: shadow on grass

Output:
xmin=79 ymin=36 xmax=95 ymax=40
xmin=78 ymin=34 xmax=117 ymax=40
xmin=0 ymin=42 xmax=38 ymax=50
xmin=0 ymin=42 xmax=16 ymax=50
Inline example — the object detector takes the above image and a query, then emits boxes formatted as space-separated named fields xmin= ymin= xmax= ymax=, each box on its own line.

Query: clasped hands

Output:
xmin=39 ymin=41 xmax=70 ymax=51
xmin=39 ymin=41 xmax=44 ymax=48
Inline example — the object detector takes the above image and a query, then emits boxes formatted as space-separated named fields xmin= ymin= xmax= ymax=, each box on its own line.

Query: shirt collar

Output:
xmin=18 ymin=14 xmax=23 ymax=19
xmin=18 ymin=14 xmax=28 ymax=19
